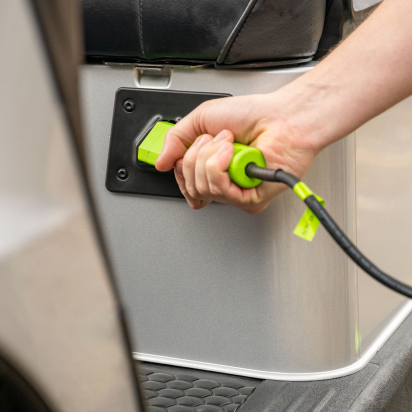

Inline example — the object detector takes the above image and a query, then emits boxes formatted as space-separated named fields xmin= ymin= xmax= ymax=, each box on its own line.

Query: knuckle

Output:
xmin=197 ymin=141 xmax=212 ymax=159
xmin=186 ymin=185 xmax=198 ymax=199
xmin=196 ymin=183 xmax=209 ymax=197
xmin=179 ymin=184 xmax=191 ymax=199
xmin=197 ymin=147 xmax=207 ymax=160
xmin=193 ymin=107 xmax=206 ymax=134
xmin=190 ymin=202 xmax=204 ymax=210
xmin=244 ymin=207 xmax=261 ymax=215
xmin=209 ymin=185 xmax=222 ymax=197
xmin=183 ymin=152 xmax=197 ymax=169
xmin=164 ymin=129 xmax=174 ymax=141
xmin=194 ymin=102 xmax=213 ymax=133
xmin=205 ymin=157 xmax=217 ymax=171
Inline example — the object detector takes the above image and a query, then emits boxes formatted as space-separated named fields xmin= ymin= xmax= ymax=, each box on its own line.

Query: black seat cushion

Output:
xmin=82 ymin=0 xmax=326 ymax=66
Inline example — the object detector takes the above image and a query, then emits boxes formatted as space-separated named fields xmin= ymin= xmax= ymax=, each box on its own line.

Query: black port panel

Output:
xmin=106 ymin=88 xmax=230 ymax=198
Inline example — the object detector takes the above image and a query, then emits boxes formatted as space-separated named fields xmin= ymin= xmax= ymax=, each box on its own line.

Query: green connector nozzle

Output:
xmin=138 ymin=121 xmax=266 ymax=188
xmin=138 ymin=121 xmax=175 ymax=166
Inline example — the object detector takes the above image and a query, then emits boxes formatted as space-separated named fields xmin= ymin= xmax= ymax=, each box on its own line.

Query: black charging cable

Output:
xmin=246 ymin=164 xmax=412 ymax=299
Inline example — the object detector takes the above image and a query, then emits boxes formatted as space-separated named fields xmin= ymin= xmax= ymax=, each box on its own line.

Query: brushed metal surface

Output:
xmin=355 ymin=98 xmax=412 ymax=354
xmin=0 ymin=1 xmax=140 ymax=410
xmin=81 ymin=64 xmax=361 ymax=377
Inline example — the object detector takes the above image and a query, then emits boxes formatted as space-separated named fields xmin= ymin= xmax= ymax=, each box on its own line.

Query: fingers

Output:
xmin=203 ymin=141 xmax=266 ymax=214
xmin=174 ymin=159 xmax=211 ymax=210
xmin=177 ymin=129 xmax=262 ymax=211
xmin=188 ymin=131 xmax=233 ymax=202
xmin=183 ymin=134 xmax=213 ymax=199
xmin=178 ymin=128 xmax=275 ymax=214
xmin=195 ymin=130 xmax=232 ymax=200
xmin=204 ymin=141 xmax=238 ymax=201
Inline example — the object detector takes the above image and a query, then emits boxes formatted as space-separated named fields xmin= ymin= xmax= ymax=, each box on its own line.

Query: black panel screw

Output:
xmin=117 ymin=168 xmax=129 ymax=180
xmin=123 ymin=99 xmax=135 ymax=113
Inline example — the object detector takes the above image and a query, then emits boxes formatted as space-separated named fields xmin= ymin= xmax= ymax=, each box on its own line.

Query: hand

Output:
xmin=155 ymin=92 xmax=321 ymax=213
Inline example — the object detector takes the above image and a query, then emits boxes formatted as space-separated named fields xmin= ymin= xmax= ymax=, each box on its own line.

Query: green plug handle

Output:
xmin=228 ymin=143 xmax=266 ymax=188
xmin=137 ymin=121 xmax=266 ymax=188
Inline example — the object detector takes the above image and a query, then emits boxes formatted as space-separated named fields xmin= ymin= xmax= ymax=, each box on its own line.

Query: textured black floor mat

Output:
xmin=137 ymin=362 xmax=261 ymax=412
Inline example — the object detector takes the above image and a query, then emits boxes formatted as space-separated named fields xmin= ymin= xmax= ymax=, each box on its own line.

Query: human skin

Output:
xmin=156 ymin=0 xmax=412 ymax=214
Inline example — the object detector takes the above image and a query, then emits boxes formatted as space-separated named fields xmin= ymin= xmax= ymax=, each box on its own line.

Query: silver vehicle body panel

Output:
xmin=81 ymin=63 xmax=412 ymax=380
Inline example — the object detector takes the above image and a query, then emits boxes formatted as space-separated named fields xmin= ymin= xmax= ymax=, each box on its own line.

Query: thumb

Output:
xmin=155 ymin=112 xmax=200 ymax=172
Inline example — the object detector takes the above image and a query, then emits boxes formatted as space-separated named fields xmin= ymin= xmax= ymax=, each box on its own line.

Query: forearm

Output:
xmin=274 ymin=0 xmax=412 ymax=151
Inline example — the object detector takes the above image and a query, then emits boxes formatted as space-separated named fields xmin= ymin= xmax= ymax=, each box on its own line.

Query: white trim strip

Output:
xmin=133 ymin=300 xmax=412 ymax=381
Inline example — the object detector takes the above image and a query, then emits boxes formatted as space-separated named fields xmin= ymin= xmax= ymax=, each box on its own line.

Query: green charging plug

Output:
xmin=138 ymin=121 xmax=266 ymax=188
xmin=138 ymin=121 xmax=175 ymax=166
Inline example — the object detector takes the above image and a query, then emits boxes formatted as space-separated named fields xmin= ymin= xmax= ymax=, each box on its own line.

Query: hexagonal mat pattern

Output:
xmin=137 ymin=362 xmax=261 ymax=412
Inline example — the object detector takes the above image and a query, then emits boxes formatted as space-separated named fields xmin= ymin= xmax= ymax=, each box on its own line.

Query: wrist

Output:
xmin=267 ymin=79 xmax=337 ymax=154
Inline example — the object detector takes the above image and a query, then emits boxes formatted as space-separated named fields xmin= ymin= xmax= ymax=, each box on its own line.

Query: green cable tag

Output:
xmin=292 ymin=182 xmax=325 ymax=242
